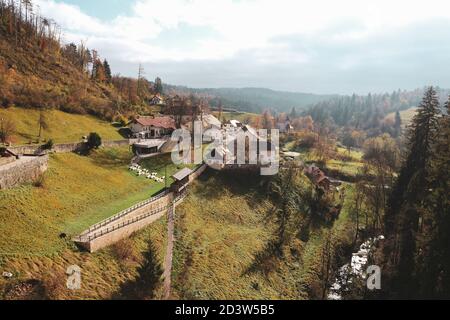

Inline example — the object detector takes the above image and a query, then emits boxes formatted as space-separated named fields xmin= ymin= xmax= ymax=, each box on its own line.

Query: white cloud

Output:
xmin=33 ymin=0 xmax=450 ymax=93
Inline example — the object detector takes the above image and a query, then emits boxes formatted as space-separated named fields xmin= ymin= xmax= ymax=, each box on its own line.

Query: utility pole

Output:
xmin=165 ymin=164 xmax=168 ymax=189
xmin=137 ymin=63 xmax=145 ymax=99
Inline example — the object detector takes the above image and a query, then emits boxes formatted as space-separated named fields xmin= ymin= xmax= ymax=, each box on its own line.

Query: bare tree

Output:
xmin=37 ymin=109 xmax=48 ymax=141
xmin=0 ymin=117 xmax=16 ymax=144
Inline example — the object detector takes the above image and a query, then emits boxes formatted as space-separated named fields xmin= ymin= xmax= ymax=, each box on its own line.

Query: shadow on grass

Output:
xmin=118 ymin=128 xmax=132 ymax=138
xmin=243 ymin=238 xmax=282 ymax=276
xmin=89 ymin=147 xmax=133 ymax=168
xmin=113 ymin=241 xmax=163 ymax=300
xmin=196 ymin=169 xmax=271 ymax=205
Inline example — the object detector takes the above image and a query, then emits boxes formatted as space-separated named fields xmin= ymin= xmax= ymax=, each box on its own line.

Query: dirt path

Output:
xmin=163 ymin=204 xmax=175 ymax=299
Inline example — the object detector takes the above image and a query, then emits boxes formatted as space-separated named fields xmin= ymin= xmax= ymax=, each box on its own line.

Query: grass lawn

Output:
xmin=0 ymin=107 xmax=123 ymax=145
xmin=0 ymin=147 xmax=169 ymax=299
xmin=327 ymin=159 xmax=364 ymax=177
xmin=139 ymin=153 xmax=199 ymax=186
xmin=385 ymin=107 xmax=417 ymax=128
xmin=0 ymin=148 xmax=157 ymax=256
xmin=213 ymin=111 xmax=260 ymax=124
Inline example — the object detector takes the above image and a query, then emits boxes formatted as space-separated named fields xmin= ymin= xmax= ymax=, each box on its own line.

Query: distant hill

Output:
xmin=164 ymin=85 xmax=335 ymax=113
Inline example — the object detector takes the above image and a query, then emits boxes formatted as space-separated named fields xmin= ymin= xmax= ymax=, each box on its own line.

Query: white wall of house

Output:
xmin=130 ymin=123 xmax=170 ymax=138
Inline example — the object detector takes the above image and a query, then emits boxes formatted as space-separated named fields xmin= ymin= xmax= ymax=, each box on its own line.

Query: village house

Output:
xmin=304 ymin=164 xmax=332 ymax=191
xmin=150 ymin=94 xmax=165 ymax=106
xmin=277 ymin=120 xmax=294 ymax=134
xmin=202 ymin=114 xmax=222 ymax=130
xmin=130 ymin=116 xmax=177 ymax=139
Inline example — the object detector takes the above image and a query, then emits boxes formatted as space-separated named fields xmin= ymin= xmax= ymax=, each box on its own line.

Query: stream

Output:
xmin=328 ymin=235 xmax=385 ymax=300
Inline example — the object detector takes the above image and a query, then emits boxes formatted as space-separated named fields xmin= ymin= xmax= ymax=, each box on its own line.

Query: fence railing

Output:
xmin=80 ymin=189 xmax=170 ymax=236
xmin=76 ymin=204 xmax=169 ymax=242
xmin=75 ymin=191 xmax=188 ymax=243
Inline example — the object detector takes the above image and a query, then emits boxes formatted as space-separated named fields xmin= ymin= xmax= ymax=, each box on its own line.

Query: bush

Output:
xmin=42 ymin=139 xmax=54 ymax=150
xmin=87 ymin=132 xmax=102 ymax=150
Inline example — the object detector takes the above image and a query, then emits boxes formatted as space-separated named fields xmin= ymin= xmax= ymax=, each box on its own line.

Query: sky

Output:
xmin=34 ymin=0 xmax=450 ymax=95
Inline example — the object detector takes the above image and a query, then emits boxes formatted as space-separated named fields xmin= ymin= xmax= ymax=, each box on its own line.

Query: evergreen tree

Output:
xmin=103 ymin=59 xmax=112 ymax=83
xmin=394 ymin=110 xmax=402 ymax=137
xmin=383 ymin=87 xmax=441 ymax=298
xmin=421 ymin=96 xmax=450 ymax=298
xmin=154 ymin=77 xmax=163 ymax=94
xmin=290 ymin=107 xmax=297 ymax=119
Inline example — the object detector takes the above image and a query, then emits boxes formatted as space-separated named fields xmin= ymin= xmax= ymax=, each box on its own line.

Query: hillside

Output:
xmin=0 ymin=107 xmax=123 ymax=144
xmin=171 ymin=170 xmax=355 ymax=300
xmin=0 ymin=148 xmax=170 ymax=299
xmin=0 ymin=2 xmax=160 ymax=121
xmin=0 ymin=33 xmax=119 ymax=119
xmin=164 ymin=85 xmax=334 ymax=113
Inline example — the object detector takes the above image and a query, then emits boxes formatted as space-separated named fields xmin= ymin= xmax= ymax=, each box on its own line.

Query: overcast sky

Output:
xmin=35 ymin=0 xmax=450 ymax=95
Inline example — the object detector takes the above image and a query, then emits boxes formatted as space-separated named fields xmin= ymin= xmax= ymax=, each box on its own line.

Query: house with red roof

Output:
xmin=130 ymin=116 xmax=177 ymax=139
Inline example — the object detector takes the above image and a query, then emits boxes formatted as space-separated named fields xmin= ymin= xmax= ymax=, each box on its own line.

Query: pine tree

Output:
xmin=384 ymin=87 xmax=441 ymax=298
xmin=290 ymin=107 xmax=297 ymax=119
xmin=103 ymin=59 xmax=112 ymax=83
xmin=154 ymin=77 xmax=163 ymax=94
xmin=394 ymin=110 xmax=402 ymax=137
xmin=421 ymin=96 xmax=450 ymax=298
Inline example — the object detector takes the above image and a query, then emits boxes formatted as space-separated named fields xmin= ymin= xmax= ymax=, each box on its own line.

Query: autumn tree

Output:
xmin=262 ymin=110 xmax=274 ymax=129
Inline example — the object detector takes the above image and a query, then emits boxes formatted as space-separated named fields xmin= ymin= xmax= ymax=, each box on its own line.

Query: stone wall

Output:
xmin=0 ymin=157 xmax=15 ymax=166
xmin=0 ymin=156 xmax=49 ymax=189
xmin=78 ymin=164 xmax=208 ymax=253
xmin=8 ymin=139 xmax=131 ymax=156
xmin=83 ymin=193 xmax=175 ymax=252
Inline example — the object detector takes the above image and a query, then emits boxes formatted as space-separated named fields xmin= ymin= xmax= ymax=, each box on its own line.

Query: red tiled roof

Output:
xmin=135 ymin=117 xmax=176 ymax=129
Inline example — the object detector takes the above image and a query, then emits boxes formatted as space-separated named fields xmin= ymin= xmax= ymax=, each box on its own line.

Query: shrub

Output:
xmin=42 ymin=139 xmax=54 ymax=150
xmin=87 ymin=132 xmax=102 ymax=150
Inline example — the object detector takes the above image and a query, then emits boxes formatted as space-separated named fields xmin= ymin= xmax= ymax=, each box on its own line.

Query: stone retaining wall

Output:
xmin=77 ymin=164 xmax=208 ymax=253
xmin=8 ymin=139 xmax=131 ymax=155
xmin=0 ymin=156 xmax=49 ymax=189
xmin=0 ymin=157 xmax=15 ymax=166
xmin=80 ymin=193 xmax=175 ymax=252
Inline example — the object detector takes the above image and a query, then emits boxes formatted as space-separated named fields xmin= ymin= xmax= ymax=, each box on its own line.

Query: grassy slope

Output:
xmin=0 ymin=107 xmax=122 ymax=145
xmin=285 ymin=141 xmax=365 ymax=179
xmin=213 ymin=111 xmax=260 ymax=124
xmin=385 ymin=107 xmax=418 ymax=128
xmin=140 ymin=153 xmax=199 ymax=186
xmin=0 ymin=148 xmax=168 ymax=299
xmin=171 ymin=171 xmax=355 ymax=300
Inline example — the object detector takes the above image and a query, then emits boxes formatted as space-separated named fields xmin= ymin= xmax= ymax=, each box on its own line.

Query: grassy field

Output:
xmin=0 ymin=107 xmax=123 ymax=145
xmin=385 ymin=107 xmax=417 ymax=128
xmin=284 ymin=140 xmax=365 ymax=179
xmin=140 ymin=153 xmax=199 ymax=186
xmin=0 ymin=147 xmax=169 ymax=299
xmin=171 ymin=170 xmax=355 ymax=300
xmin=213 ymin=111 xmax=260 ymax=124
xmin=0 ymin=148 xmax=160 ymax=256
